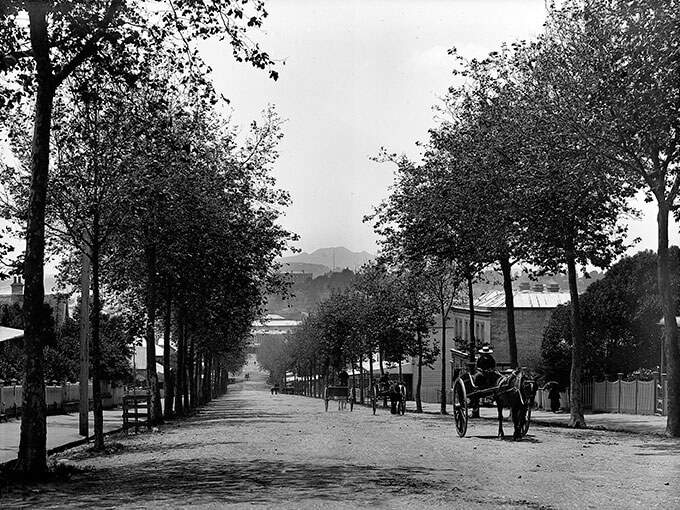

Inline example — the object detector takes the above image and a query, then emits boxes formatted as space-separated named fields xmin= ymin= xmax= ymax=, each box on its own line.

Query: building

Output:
xmin=413 ymin=281 xmax=572 ymax=404
xmin=285 ymin=271 xmax=313 ymax=286
xmin=250 ymin=314 xmax=301 ymax=348
xmin=451 ymin=281 xmax=572 ymax=369
xmin=0 ymin=276 xmax=70 ymax=325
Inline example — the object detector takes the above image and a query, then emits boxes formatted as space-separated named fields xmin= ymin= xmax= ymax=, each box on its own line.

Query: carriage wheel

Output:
xmin=452 ymin=377 xmax=468 ymax=437
xmin=372 ymin=386 xmax=378 ymax=415
xmin=324 ymin=387 xmax=329 ymax=412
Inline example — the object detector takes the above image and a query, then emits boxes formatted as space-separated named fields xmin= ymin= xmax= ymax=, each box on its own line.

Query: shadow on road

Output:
xmin=5 ymin=458 xmax=457 ymax=509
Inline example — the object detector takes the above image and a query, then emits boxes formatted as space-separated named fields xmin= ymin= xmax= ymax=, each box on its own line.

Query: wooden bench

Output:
xmin=122 ymin=393 xmax=151 ymax=432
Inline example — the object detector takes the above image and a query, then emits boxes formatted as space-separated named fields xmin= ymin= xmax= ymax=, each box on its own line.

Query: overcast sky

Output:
xmin=0 ymin=1 xmax=671 ymax=280
xmin=199 ymin=0 xmax=669 ymax=258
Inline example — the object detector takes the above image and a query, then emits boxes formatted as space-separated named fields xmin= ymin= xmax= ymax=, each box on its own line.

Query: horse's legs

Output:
xmin=512 ymin=400 xmax=524 ymax=440
xmin=497 ymin=401 xmax=505 ymax=439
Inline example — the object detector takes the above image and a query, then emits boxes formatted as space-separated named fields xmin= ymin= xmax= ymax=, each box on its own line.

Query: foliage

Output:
xmin=541 ymin=249 xmax=680 ymax=385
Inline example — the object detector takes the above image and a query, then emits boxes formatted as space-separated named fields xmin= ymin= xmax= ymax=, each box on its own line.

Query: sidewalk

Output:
xmin=417 ymin=400 xmax=669 ymax=435
xmin=0 ymin=408 xmax=124 ymax=465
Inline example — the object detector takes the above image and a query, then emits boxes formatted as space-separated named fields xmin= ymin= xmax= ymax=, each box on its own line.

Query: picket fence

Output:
xmin=412 ymin=372 xmax=667 ymax=417
xmin=535 ymin=373 xmax=667 ymax=416
xmin=0 ymin=381 xmax=124 ymax=418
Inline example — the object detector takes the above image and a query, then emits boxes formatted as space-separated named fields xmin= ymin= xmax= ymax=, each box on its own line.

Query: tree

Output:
xmin=542 ymin=0 xmax=680 ymax=437
xmin=0 ymin=1 xmax=278 ymax=475
xmin=541 ymin=249 xmax=680 ymax=384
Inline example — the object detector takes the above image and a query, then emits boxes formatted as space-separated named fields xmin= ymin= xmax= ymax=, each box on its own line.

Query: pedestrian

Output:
xmin=546 ymin=382 xmax=561 ymax=413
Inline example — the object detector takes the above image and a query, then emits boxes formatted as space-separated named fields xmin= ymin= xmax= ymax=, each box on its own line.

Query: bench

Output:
xmin=122 ymin=393 xmax=151 ymax=432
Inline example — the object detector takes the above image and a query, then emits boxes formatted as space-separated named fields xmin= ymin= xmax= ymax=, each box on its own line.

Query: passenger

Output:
xmin=339 ymin=369 xmax=349 ymax=387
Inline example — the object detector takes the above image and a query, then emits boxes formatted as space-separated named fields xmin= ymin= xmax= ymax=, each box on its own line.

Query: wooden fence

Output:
xmin=536 ymin=373 xmax=667 ymax=416
xmin=0 ymin=381 xmax=124 ymax=418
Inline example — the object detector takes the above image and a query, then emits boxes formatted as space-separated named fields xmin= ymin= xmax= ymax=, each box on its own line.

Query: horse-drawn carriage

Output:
xmin=368 ymin=380 xmax=407 ymax=415
xmin=323 ymin=385 xmax=355 ymax=411
xmin=450 ymin=348 xmax=537 ymax=439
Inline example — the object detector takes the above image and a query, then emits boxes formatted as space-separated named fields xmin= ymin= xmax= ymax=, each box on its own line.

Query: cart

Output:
xmin=450 ymin=348 xmax=535 ymax=438
xmin=324 ymin=385 xmax=355 ymax=411
xmin=368 ymin=381 xmax=406 ymax=415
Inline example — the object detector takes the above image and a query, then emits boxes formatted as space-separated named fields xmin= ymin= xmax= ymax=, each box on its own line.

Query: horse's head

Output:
xmin=522 ymin=379 xmax=538 ymax=401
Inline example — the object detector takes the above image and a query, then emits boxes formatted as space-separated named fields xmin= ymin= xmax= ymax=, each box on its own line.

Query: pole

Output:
xmin=79 ymin=237 xmax=90 ymax=436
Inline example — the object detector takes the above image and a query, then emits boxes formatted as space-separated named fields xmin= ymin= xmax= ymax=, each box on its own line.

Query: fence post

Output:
xmin=653 ymin=370 xmax=662 ymax=415
xmin=617 ymin=373 xmax=623 ymax=413
xmin=634 ymin=373 xmax=639 ymax=415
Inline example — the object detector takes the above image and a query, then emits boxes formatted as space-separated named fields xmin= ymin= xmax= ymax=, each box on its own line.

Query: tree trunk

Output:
xmin=144 ymin=243 xmax=163 ymax=426
xmin=467 ymin=274 xmax=476 ymax=360
xmin=656 ymin=200 xmax=680 ymax=436
xmin=78 ymin=237 xmax=90 ymax=437
xmin=416 ymin=330 xmax=423 ymax=413
xmin=90 ymin=215 xmax=104 ymax=450
xmin=566 ymin=249 xmax=586 ymax=428
xmin=440 ymin=307 xmax=448 ymax=415
xmin=500 ymin=254 xmax=518 ymax=368
xmin=163 ymin=284 xmax=173 ymax=419
xmin=188 ymin=333 xmax=196 ymax=409
xmin=17 ymin=6 xmax=54 ymax=476
xmin=174 ymin=305 xmax=185 ymax=416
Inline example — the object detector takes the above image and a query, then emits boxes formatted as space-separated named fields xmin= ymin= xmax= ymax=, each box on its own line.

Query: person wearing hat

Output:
xmin=474 ymin=342 xmax=500 ymax=389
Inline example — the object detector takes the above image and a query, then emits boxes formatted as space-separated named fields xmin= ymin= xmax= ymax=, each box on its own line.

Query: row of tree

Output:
xmin=258 ymin=260 xmax=467 ymax=413
xmin=367 ymin=0 xmax=680 ymax=436
xmin=0 ymin=1 xmax=290 ymax=477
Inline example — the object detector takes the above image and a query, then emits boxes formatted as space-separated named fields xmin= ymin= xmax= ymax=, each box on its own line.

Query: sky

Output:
xmin=199 ymin=0 xmax=670 ymax=258
xmin=0 ymin=1 xmax=672 ymax=276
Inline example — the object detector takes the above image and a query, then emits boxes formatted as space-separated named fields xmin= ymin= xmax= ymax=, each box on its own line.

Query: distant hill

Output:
xmin=278 ymin=247 xmax=375 ymax=273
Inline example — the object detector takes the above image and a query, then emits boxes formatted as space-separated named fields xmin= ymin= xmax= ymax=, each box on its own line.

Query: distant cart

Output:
xmin=367 ymin=381 xmax=406 ymax=415
xmin=323 ymin=385 xmax=355 ymax=412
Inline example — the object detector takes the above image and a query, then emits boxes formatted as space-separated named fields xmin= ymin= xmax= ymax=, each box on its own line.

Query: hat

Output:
xmin=478 ymin=343 xmax=493 ymax=354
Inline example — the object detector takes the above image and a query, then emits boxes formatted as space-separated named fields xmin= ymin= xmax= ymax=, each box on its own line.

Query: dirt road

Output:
xmin=3 ymin=370 xmax=680 ymax=509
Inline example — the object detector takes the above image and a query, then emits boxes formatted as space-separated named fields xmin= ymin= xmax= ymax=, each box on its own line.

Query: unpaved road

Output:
xmin=3 ymin=369 xmax=680 ymax=509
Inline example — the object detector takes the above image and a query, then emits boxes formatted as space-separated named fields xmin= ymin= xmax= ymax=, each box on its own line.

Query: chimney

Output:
xmin=10 ymin=276 xmax=24 ymax=303
xmin=531 ymin=283 xmax=544 ymax=292
xmin=518 ymin=282 xmax=530 ymax=292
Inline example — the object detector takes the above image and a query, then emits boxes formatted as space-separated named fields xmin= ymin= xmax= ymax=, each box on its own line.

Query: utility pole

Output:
xmin=79 ymin=238 xmax=90 ymax=436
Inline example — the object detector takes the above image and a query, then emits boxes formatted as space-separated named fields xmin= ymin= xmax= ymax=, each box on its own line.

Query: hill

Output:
xmin=278 ymin=247 xmax=375 ymax=273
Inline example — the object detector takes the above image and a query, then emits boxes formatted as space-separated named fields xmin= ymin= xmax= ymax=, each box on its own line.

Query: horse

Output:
xmin=493 ymin=370 xmax=537 ymax=440
xmin=388 ymin=381 xmax=407 ymax=415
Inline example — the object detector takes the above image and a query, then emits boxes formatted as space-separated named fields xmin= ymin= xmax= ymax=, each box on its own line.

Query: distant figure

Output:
xmin=379 ymin=372 xmax=390 ymax=392
xmin=271 ymin=383 xmax=280 ymax=395
xmin=245 ymin=373 xmax=250 ymax=381
xmin=339 ymin=369 xmax=349 ymax=387
xmin=546 ymin=382 xmax=561 ymax=413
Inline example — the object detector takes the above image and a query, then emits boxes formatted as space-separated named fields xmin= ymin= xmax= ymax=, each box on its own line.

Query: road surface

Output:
xmin=3 ymin=368 xmax=680 ymax=509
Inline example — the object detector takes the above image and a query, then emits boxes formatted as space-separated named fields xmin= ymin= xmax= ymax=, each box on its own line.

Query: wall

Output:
xmin=489 ymin=308 xmax=554 ymax=370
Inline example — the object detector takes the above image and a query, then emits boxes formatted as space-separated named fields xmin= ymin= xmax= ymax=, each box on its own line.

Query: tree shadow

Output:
xmin=1 ymin=459 xmax=461 ymax=508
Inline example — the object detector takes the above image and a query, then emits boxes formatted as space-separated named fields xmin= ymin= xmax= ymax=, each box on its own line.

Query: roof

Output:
xmin=474 ymin=289 xmax=572 ymax=309
xmin=0 ymin=326 xmax=23 ymax=343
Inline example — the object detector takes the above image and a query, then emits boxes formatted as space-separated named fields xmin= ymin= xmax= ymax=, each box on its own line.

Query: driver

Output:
xmin=474 ymin=343 xmax=500 ymax=389
xmin=379 ymin=372 xmax=390 ymax=393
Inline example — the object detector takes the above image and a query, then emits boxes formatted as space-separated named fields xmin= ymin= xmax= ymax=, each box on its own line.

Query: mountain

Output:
xmin=278 ymin=247 xmax=375 ymax=273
